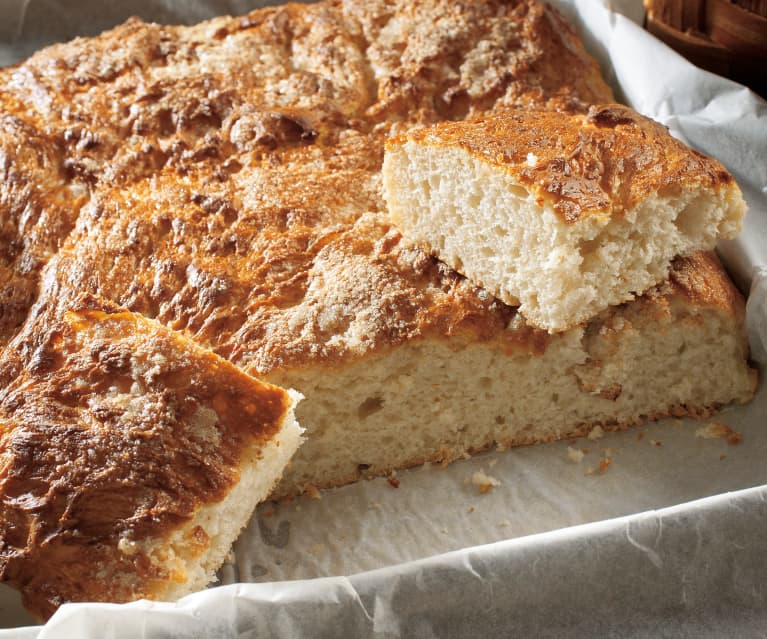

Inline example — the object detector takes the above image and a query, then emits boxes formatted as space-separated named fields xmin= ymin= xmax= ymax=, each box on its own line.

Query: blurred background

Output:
xmin=643 ymin=0 xmax=767 ymax=98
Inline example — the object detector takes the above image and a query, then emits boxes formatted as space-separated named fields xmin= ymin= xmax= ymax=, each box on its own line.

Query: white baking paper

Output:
xmin=0 ymin=0 xmax=765 ymax=635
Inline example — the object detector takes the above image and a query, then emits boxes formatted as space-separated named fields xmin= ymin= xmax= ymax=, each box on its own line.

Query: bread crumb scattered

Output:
xmin=598 ymin=458 xmax=611 ymax=473
xmin=585 ymin=465 xmax=596 ymax=476
xmin=587 ymin=425 xmax=605 ymax=441
xmin=470 ymin=469 xmax=501 ymax=494
xmin=567 ymin=446 xmax=585 ymax=463
xmin=649 ymin=439 xmax=662 ymax=447
xmin=498 ymin=519 xmax=512 ymax=527
xmin=305 ymin=484 xmax=321 ymax=500
xmin=468 ymin=506 xmax=475 ymax=513
xmin=387 ymin=475 xmax=401 ymax=488
xmin=695 ymin=422 xmax=742 ymax=445
xmin=369 ymin=502 xmax=382 ymax=510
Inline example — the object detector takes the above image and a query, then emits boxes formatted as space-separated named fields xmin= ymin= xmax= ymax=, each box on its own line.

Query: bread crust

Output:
xmin=388 ymin=104 xmax=740 ymax=223
xmin=0 ymin=0 xmax=614 ymax=374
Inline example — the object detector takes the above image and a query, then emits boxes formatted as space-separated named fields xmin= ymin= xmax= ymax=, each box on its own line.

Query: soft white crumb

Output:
xmin=567 ymin=446 xmax=585 ymax=463
xmin=471 ymin=470 xmax=501 ymax=487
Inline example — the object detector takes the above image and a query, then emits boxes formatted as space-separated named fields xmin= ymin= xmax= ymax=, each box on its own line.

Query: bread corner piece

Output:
xmin=383 ymin=104 xmax=747 ymax=333
xmin=0 ymin=296 xmax=302 ymax=620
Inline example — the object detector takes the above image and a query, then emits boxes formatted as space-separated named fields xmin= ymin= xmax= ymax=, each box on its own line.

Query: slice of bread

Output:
xmin=0 ymin=296 xmax=302 ymax=619
xmin=383 ymin=105 xmax=747 ymax=332
xmin=269 ymin=251 xmax=756 ymax=497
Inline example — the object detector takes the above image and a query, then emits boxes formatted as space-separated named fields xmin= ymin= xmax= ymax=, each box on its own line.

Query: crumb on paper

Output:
xmin=369 ymin=502 xmax=382 ymax=510
xmin=468 ymin=506 xmax=475 ymax=513
xmin=305 ymin=484 xmax=321 ymax=500
xmin=387 ymin=475 xmax=401 ymax=488
xmin=587 ymin=425 xmax=605 ymax=441
xmin=695 ymin=422 xmax=742 ymax=445
xmin=567 ymin=446 xmax=585 ymax=463
xmin=720 ymin=454 xmax=727 ymax=461
xmin=498 ymin=519 xmax=512 ymax=527
xmin=637 ymin=431 xmax=644 ymax=441
xmin=586 ymin=449 xmax=612 ymax=475
xmin=649 ymin=439 xmax=662 ymax=447
xmin=488 ymin=458 xmax=498 ymax=468
xmin=470 ymin=470 xmax=501 ymax=494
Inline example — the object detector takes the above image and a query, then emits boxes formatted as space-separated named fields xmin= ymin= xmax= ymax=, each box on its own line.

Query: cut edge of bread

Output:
xmin=269 ymin=257 xmax=756 ymax=498
xmin=382 ymin=140 xmax=747 ymax=333
xmin=121 ymin=389 xmax=304 ymax=602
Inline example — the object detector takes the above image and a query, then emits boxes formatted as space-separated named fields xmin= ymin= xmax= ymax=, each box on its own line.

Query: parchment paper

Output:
xmin=0 ymin=0 xmax=765 ymax=635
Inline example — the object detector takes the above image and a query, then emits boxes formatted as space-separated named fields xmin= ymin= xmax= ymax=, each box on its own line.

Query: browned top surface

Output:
xmin=0 ymin=295 xmax=289 ymax=619
xmin=390 ymin=104 xmax=737 ymax=222
xmin=0 ymin=0 xmax=615 ymax=374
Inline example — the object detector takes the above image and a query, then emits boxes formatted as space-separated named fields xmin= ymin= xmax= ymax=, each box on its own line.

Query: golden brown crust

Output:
xmin=390 ymin=104 xmax=737 ymax=222
xmin=621 ymin=251 xmax=747 ymax=322
xmin=0 ymin=295 xmax=289 ymax=619
xmin=0 ymin=0 xmax=615 ymax=374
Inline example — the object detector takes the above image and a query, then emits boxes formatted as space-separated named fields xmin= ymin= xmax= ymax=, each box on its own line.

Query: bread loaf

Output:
xmin=0 ymin=0 xmax=756 ymax=616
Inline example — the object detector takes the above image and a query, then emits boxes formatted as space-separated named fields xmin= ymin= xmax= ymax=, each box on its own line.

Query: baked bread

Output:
xmin=0 ymin=295 xmax=302 ymax=619
xmin=0 ymin=0 xmax=756 ymax=615
xmin=382 ymin=105 xmax=747 ymax=332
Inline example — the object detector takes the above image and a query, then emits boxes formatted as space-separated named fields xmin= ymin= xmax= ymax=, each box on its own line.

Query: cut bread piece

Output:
xmin=269 ymin=252 xmax=756 ymax=498
xmin=0 ymin=296 xmax=302 ymax=620
xmin=383 ymin=105 xmax=747 ymax=332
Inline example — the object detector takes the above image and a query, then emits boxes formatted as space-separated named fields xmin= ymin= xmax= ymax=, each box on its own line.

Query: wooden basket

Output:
xmin=644 ymin=0 xmax=767 ymax=98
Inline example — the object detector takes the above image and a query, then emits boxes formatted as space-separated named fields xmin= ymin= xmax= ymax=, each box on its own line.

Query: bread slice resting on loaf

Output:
xmin=0 ymin=0 xmax=757 ymax=618
xmin=382 ymin=105 xmax=747 ymax=332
